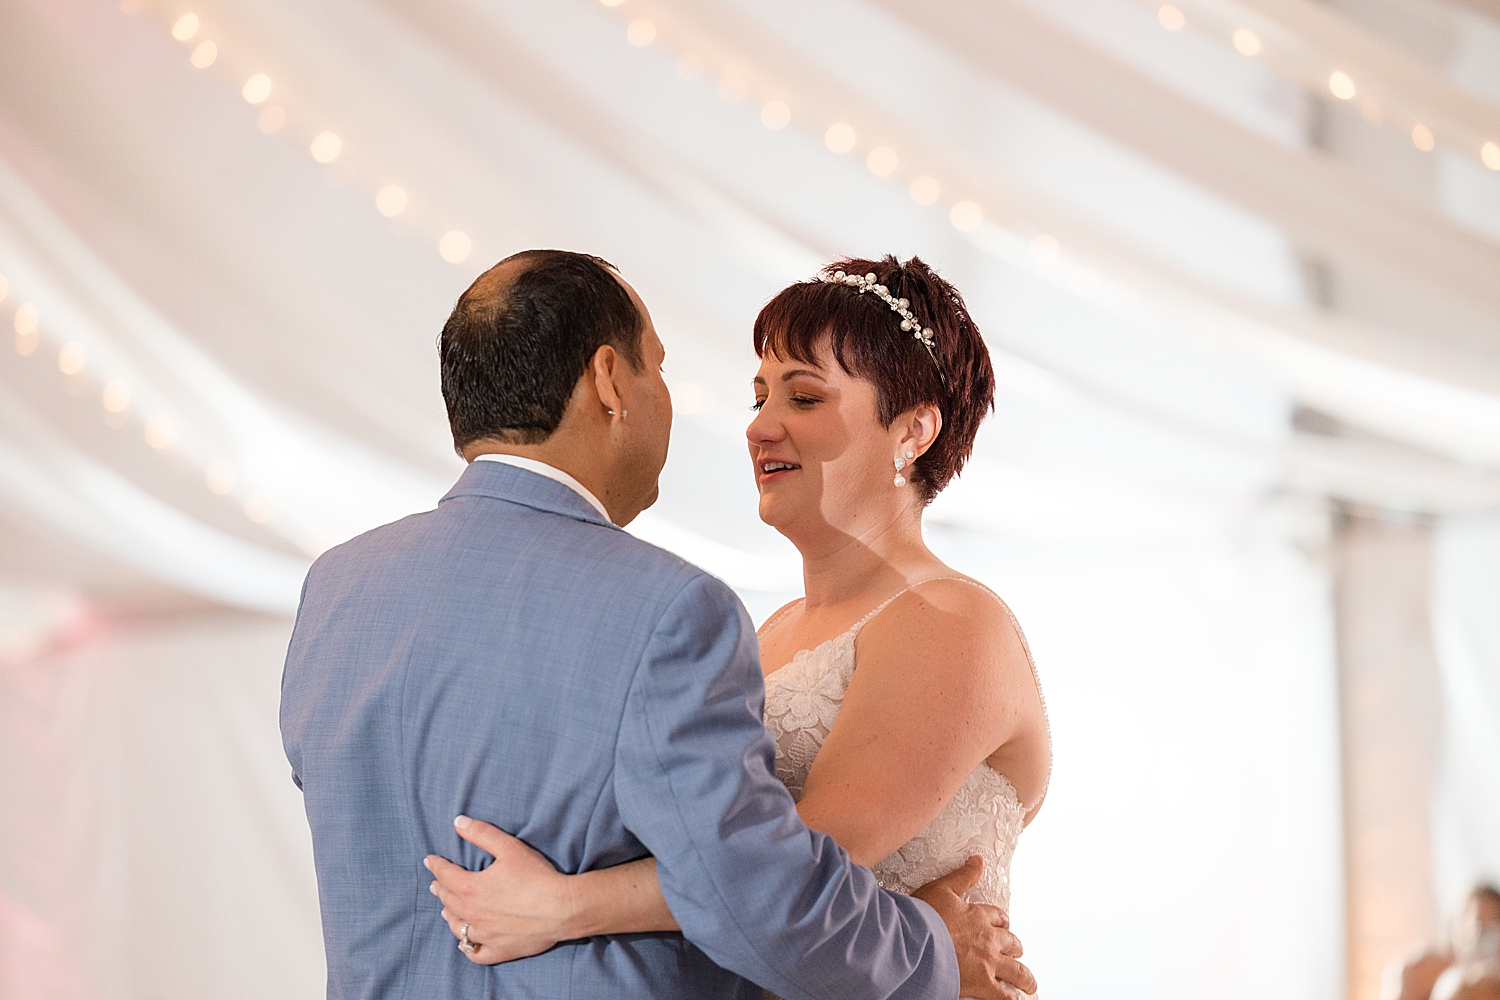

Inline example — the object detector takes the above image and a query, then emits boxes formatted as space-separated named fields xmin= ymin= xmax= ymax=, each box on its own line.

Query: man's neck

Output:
xmin=465 ymin=436 xmax=618 ymax=522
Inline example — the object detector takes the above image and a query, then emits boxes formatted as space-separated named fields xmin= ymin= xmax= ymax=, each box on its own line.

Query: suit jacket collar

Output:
xmin=441 ymin=460 xmax=619 ymax=530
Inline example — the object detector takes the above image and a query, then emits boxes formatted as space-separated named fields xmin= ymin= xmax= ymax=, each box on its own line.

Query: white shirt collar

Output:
xmin=470 ymin=453 xmax=613 ymax=524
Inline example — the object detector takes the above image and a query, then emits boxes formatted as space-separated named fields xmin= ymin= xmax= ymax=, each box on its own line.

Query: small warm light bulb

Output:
xmin=950 ymin=201 xmax=982 ymax=232
xmin=439 ymin=231 xmax=472 ymax=263
xmin=1329 ymin=71 xmax=1356 ymax=100
xmin=190 ymin=40 xmax=217 ymax=68
xmin=58 ymin=342 xmax=86 ymax=375
xmin=14 ymin=302 xmax=37 ymax=336
xmin=243 ymin=493 xmax=276 ymax=524
xmin=206 ymin=460 xmax=237 ymax=495
xmin=242 ymin=74 xmax=272 ymax=104
xmin=627 ymin=19 xmax=656 ymax=46
xmin=1411 ymin=123 xmax=1434 ymax=152
xmin=599 ymin=0 xmax=624 ymax=6
xmin=0 ymin=273 xmax=9 ymax=304
xmin=144 ymin=415 xmax=175 ymax=452
xmin=1484 ymin=142 xmax=1500 ymax=171
xmin=14 ymin=303 xmax=38 ymax=355
xmin=909 ymin=175 xmax=941 ymax=206
xmin=257 ymin=105 xmax=286 ymax=134
xmin=1158 ymin=5 xmax=1185 ymax=30
xmin=1232 ymin=29 xmax=1261 ymax=56
xmin=102 ymin=379 xmax=131 ymax=413
xmin=866 ymin=146 xmax=897 ymax=177
xmin=760 ymin=100 xmax=790 ymax=129
xmin=171 ymin=13 xmax=199 ymax=40
xmin=824 ymin=123 xmax=856 ymax=153
xmin=376 ymin=185 xmax=408 ymax=218
xmin=1029 ymin=234 xmax=1061 ymax=263
xmin=310 ymin=132 xmax=342 ymax=163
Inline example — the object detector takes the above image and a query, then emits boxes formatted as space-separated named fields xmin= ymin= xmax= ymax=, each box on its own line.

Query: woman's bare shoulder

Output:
xmin=887 ymin=575 xmax=1024 ymax=644
xmin=857 ymin=575 xmax=1032 ymax=687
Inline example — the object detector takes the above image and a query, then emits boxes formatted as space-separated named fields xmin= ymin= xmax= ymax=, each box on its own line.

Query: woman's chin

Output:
xmin=756 ymin=492 xmax=792 ymax=530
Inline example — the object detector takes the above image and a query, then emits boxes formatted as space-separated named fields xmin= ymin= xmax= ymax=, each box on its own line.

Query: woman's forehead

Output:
xmin=756 ymin=343 xmax=837 ymax=377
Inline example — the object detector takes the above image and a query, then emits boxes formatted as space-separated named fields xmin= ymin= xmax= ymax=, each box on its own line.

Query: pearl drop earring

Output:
xmin=893 ymin=455 xmax=907 ymax=488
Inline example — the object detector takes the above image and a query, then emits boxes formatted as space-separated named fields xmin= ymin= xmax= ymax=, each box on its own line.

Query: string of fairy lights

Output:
xmin=2 ymin=0 xmax=316 ymax=553
xmin=584 ymin=0 xmax=1500 ymax=308
xmin=5 ymin=0 xmax=1499 ymax=568
xmin=0 ymin=0 xmax=496 ymax=561
xmin=1 ymin=257 xmax=297 ymax=544
xmin=595 ymin=0 xmax=993 ymax=237
xmin=1150 ymin=1 xmax=1500 ymax=167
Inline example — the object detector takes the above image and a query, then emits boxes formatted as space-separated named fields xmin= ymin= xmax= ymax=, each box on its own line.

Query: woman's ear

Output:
xmin=899 ymin=403 xmax=943 ymax=458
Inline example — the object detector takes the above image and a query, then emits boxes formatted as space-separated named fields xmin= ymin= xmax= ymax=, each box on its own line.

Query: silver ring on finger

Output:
xmin=458 ymin=922 xmax=478 ymax=955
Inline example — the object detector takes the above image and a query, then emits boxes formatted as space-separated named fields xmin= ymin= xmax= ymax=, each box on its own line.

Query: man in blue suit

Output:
xmin=281 ymin=250 xmax=1022 ymax=999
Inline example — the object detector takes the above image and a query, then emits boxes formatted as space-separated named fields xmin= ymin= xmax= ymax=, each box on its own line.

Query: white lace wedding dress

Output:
xmin=760 ymin=578 xmax=1047 ymax=1000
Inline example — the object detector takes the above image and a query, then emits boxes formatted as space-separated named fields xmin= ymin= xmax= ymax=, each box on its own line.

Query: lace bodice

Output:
xmin=761 ymin=579 xmax=1046 ymax=913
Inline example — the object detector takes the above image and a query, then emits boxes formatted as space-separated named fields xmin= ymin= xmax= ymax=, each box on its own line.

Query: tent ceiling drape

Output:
xmin=2 ymin=1 xmax=1499 ymax=998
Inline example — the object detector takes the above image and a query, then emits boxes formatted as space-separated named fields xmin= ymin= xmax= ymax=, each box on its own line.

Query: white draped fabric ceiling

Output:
xmin=1 ymin=0 xmax=1499 ymax=998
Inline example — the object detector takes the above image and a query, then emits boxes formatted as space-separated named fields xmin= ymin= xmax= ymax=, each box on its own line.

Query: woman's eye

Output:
xmin=790 ymin=396 xmax=819 ymax=407
xmin=750 ymin=398 xmax=767 ymax=411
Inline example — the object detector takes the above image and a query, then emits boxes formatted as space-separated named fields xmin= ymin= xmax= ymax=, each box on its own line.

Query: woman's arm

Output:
xmin=797 ymin=580 xmax=1041 ymax=866
xmin=426 ymin=815 xmax=678 ymax=965
xmin=429 ymin=815 xmax=1035 ymax=995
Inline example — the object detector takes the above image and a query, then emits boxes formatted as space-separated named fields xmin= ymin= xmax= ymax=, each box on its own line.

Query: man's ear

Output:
xmin=591 ymin=344 xmax=625 ymax=420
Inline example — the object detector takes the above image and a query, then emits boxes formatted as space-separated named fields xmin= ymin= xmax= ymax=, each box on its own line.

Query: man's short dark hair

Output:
xmin=439 ymin=249 xmax=643 ymax=453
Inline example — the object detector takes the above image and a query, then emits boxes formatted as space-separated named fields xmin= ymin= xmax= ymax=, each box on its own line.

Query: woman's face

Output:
xmin=746 ymin=341 xmax=906 ymax=545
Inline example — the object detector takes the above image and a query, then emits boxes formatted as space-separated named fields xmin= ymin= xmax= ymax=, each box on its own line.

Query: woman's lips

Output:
xmin=757 ymin=461 xmax=800 ymax=485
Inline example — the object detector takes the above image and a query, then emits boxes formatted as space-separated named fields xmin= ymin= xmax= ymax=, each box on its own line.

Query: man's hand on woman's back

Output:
xmin=913 ymin=857 xmax=1037 ymax=999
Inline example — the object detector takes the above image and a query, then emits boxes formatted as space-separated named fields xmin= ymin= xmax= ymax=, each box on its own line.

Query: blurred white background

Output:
xmin=1 ymin=1 xmax=1499 ymax=998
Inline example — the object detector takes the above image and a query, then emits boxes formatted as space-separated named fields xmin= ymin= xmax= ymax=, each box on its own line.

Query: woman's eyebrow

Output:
xmin=781 ymin=369 xmax=828 ymax=383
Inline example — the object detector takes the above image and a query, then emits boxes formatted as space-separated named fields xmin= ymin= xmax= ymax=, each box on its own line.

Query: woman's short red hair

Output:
xmin=753 ymin=255 xmax=995 ymax=503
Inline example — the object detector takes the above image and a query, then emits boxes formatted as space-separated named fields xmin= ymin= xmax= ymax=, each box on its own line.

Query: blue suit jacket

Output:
xmin=280 ymin=461 xmax=958 ymax=999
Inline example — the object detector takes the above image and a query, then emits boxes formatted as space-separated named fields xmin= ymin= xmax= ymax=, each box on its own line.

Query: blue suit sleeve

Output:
xmin=282 ymin=568 xmax=314 ymax=791
xmin=613 ymin=573 xmax=960 ymax=1000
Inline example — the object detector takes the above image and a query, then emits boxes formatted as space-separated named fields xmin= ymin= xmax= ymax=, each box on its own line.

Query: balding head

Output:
xmin=454 ymin=252 xmax=543 ymax=319
xmin=438 ymin=249 xmax=643 ymax=453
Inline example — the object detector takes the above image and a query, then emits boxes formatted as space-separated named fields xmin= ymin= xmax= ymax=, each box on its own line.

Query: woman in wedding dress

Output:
xmin=427 ymin=255 xmax=1052 ymax=998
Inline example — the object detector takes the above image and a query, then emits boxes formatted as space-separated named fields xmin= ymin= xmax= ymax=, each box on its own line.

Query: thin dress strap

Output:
xmin=849 ymin=576 xmax=964 ymax=634
xmin=757 ymin=598 xmax=803 ymax=638
xmin=852 ymin=576 xmax=1053 ymax=814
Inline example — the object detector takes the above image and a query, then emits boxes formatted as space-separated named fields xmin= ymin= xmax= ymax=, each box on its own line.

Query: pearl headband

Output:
xmin=819 ymin=269 xmax=943 ymax=381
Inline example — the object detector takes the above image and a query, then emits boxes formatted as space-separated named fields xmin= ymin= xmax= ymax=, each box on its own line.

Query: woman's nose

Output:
xmin=746 ymin=407 xmax=784 ymax=446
